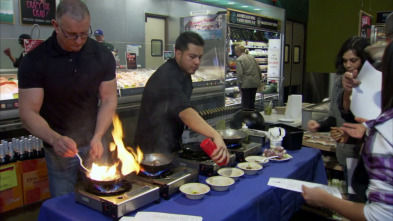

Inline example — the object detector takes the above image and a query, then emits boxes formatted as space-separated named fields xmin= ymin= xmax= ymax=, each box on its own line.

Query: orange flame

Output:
xmin=87 ymin=114 xmax=143 ymax=181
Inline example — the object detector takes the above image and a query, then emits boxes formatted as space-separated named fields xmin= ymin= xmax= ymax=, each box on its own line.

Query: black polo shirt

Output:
xmin=18 ymin=31 xmax=116 ymax=147
xmin=134 ymin=58 xmax=192 ymax=153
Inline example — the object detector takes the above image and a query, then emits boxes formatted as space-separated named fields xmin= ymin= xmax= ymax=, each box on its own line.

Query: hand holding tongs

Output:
xmin=76 ymin=153 xmax=89 ymax=171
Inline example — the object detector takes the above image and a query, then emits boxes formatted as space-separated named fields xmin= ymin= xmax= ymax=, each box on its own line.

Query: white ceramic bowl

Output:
xmin=205 ymin=176 xmax=235 ymax=191
xmin=237 ymin=162 xmax=263 ymax=175
xmin=179 ymin=183 xmax=210 ymax=200
xmin=245 ymin=156 xmax=270 ymax=165
xmin=217 ymin=167 xmax=244 ymax=180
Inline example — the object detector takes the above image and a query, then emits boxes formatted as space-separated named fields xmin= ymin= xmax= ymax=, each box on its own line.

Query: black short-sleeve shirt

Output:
xmin=134 ymin=58 xmax=192 ymax=153
xmin=18 ymin=31 xmax=116 ymax=147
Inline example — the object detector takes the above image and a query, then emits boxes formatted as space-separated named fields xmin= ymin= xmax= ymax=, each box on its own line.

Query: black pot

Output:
xmin=230 ymin=109 xmax=265 ymax=130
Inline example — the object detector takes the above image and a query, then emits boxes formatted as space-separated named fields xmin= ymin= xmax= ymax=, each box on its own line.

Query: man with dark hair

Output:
xmin=135 ymin=31 xmax=229 ymax=165
xmin=3 ymin=34 xmax=31 ymax=67
xmin=18 ymin=0 xmax=117 ymax=197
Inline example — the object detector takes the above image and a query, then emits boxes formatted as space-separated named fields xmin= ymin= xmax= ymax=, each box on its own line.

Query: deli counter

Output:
xmin=0 ymin=68 xmax=226 ymax=145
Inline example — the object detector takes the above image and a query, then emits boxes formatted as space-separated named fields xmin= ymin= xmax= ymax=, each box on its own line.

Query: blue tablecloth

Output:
xmin=38 ymin=147 xmax=327 ymax=221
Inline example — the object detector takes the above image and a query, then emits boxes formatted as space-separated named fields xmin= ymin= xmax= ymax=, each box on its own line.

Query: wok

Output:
xmin=86 ymin=174 xmax=123 ymax=186
xmin=217 ymin=129 xmax=247 ymax=145
xmin=141 ymin=153 xmax=174 ymax=174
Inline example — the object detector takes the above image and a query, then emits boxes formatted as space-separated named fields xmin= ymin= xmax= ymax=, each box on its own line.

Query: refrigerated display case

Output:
xmin=180 ymin=9 xmax=284 ymax=111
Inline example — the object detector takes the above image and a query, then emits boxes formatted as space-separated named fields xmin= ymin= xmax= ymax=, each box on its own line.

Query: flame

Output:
xmin=87 ymin=114 xmax=143 ymax=181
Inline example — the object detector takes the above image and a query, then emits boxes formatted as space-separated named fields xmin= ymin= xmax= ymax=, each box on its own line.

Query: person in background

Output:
xmin=3 ymin=34 xmax=31 ymax=67
xmin=307 ymin=37 xmax=372 ymax=202
xmin=17 ymin=0 xmax=117 ymax=197
xmin=94 ymin=29 xmax=115 ymax=51
xmin=302 ymin=42 xmax=393 ymax=221
xmin=341 ymin=12 xmax=393 ymax=118
xmin=234 ymin=44 xmax=262 ymax=110
xmin=134 ymin=31 xmax=229 ymax=165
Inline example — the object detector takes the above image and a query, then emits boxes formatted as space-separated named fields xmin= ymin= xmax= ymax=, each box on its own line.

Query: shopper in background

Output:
xmin=94 ymin=29 xmax=115 ymax=51
xmin=302 ymin=42 xmax=393 ymax=221
xmin=307 ymin=36 xmax=372 ymax=202
xmin=17 ymin=0 xmax=117 ymax=197
xmin=134 ymin=31 xmax=229 ymax=165
xmin=3 ymin=34 xmax=31 ymax=67
xmin=234 ymin=45 xmax=262 ymax=110
xmin=341 ymin=12 xmax=393 ymax=117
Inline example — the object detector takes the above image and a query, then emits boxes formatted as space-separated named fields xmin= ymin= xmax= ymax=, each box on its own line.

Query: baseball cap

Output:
xmin=94 ymin=29 xmax=104 ymax=36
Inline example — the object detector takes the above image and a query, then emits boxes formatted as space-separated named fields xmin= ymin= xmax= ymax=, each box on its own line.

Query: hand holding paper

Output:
xmin=350 ymin=61 xmax=382 ymax=120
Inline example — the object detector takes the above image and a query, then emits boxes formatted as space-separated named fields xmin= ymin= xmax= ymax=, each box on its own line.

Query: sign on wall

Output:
xmin=227 ymin=8 xmax=280 ymax=32
xmin=359 ymin=10 xmax=372 ymax=41
xmin=19 ymin=0 xmax=56 ymax=26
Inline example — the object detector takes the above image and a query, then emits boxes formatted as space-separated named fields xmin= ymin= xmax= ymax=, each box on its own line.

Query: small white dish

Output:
xmin=179 ymin=183 xmax=210 ymax=200
xmin=237 ymin=162 xmax=263 ymax=175
xmin=205 ymin=176 xmax=235 ymax=191
xmin=217 ymin=167 xmax=244 ymax=180
xmin=245 ymin=156 xmax=269 ymax=164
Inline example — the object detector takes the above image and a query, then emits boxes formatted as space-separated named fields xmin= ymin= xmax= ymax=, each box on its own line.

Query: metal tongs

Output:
xmin=76 ymin=153 xmax=89 ymax=171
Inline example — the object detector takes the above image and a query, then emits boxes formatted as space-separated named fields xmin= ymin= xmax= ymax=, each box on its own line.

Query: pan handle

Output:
xmin=248 ymin=129 xmax=267 ymax=138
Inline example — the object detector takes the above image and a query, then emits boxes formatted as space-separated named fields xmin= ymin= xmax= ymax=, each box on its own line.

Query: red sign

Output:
xmin=24 ymin=39 xmax=44 ymax=54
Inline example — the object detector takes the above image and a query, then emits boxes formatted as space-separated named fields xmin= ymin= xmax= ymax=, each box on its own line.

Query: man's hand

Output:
xmin=330 ymin=127 xmax=348 ymax=143
xmin=307 ymin=120 xmax=320 ymax=132
xmin=342 ymin=70 xmax=361 ymax=92
xmin=53 ymin=136 xmax=78 ymax=157
xmin=3 ymin=48 xmax=11 ymax=57
xmin=211 ymin=135 xmax=229 ymax=165
xmin=89 ymin=136 xmax=104 ymax=160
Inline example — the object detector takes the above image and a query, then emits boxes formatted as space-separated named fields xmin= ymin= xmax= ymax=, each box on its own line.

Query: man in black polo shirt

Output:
xmin=135 ymin=32 xmax=229 ymax=165
xmin=18 ymin=0 xmax=117 ymax=197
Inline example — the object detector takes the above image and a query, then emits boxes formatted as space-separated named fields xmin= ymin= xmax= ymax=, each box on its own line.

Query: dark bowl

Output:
xmin=230 ymin=109 xmax=265 ymax=130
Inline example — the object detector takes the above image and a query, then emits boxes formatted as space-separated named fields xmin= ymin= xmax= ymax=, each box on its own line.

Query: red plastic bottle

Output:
xmin=200 ymin=138 xmax=226 ymax=166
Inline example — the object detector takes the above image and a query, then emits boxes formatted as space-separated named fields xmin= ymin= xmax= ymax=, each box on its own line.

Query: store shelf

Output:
xmin=324 ymin=162 xmax=343 ymax=171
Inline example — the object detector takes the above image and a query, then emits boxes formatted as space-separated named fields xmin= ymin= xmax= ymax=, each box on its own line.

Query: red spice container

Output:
xmin=200 ymin=138 xmax=226 ymax=166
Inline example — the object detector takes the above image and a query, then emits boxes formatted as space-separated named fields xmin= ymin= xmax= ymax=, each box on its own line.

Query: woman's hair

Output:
xmin=335 ymin=36 xmax=373 ymax=74
xmin=235 ymin=45 xmax=249 ymax=54
xmin=381 ymin=43 xmax=393 ymax=112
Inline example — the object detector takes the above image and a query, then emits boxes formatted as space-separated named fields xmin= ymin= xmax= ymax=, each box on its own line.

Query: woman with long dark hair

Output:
xmin=302 ymin=42 xmax=393 ymax=221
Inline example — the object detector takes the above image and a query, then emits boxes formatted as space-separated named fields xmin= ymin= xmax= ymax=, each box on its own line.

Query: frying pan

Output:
xmin=217 ymin=129 xmax=247 ymax=145
xmin=141 ymin=153 xmax=174 ymax=174
xmin=181 ymin=142 xmax=206 ymax=154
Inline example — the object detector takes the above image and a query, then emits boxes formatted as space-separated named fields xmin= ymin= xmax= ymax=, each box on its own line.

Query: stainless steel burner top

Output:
xmin=75 ymin=176 xmax=160 ymax=219
xmin=130 ymin=166 xmax=199 ymax=200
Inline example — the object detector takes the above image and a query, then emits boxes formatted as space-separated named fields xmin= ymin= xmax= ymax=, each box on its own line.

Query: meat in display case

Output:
xmin=0 ymin=69 xmax=19 ymax=111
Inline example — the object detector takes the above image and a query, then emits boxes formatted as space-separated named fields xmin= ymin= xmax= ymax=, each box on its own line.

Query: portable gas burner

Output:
xmin=75 ymin=176 xmax=160 ymax=219
xmin=228 ymin=142 xmax=262 ymax=162
xmin=174 ymin=151 xmax=237 ymax=176
xmin=130 ymin=166 xmax=198 ymax=200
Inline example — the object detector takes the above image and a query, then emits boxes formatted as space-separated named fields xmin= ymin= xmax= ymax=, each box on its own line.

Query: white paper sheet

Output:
xmin=267 ymin=177 xmax=342 ymax=199
xmin=120 ymin=212 xmax=203 ymax=221
xmin=350 ymin=61 xmax=382 ymax=120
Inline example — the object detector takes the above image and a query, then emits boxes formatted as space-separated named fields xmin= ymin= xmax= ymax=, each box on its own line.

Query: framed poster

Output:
xmin=359 ymin=10 xmax=372 ymax=41
xmin=19 ymin=0 xmax=56 ymax=26
xmin=0 ymin=0 xmax=14 ymax=24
